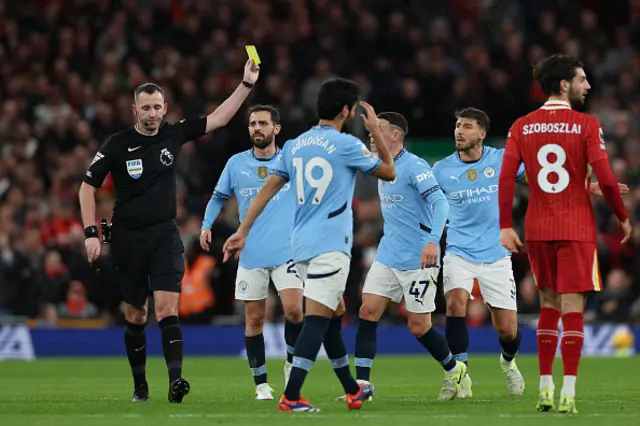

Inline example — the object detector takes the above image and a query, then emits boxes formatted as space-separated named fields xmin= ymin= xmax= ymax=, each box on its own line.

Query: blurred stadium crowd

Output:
xmin=1 ymin=0 xmax=640 ymax=326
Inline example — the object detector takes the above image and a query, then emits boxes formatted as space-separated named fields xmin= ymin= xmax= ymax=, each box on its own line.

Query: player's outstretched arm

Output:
xmin=360 ymin=101 xmax=395 ymax=181
xmin=205 ymin=60 xmax=260 ymax=133
xmin=222 ymin=174 xmax=287 ymax=262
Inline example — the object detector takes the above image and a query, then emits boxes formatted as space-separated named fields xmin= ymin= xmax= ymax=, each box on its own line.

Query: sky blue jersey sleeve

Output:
xmin=411 ymin=160 xmax=448 ymax=244
xmin=269 ymin=141 xmax=291 ymax=181
xmin=424 ymin=190 xmax=448 ymax=244
xmin=342 ymin=135 xmax=382 ymax=174
xmin=411 ymin=160 xmax=439 ymax=196
xmin=201 ymin=160 xmax=234 ymax=231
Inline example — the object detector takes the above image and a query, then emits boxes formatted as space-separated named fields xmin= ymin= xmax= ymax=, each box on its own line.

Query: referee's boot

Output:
xmin=132 ymin=382 xmax=149 ymax=402
xmin=168 ymin=378 xmax=190 ymax=403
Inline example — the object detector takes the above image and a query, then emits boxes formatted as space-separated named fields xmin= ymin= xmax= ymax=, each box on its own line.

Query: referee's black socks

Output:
xmin=159 ymin=316 xmax=183 ymax=383
xmin=124 ymin=321 xmax=147 ymax=388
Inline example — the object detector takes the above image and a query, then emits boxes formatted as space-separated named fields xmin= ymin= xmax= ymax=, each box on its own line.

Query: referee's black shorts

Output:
xmin=110 ymin=221 xmax=185 ymax=308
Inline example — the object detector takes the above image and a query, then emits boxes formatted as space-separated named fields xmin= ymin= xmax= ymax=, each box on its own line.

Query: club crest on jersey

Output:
xmin=126 ymin=159 xmax=143 ymax=179
xmin=160 ymin=148 xmax=174 ymax=166
xmin=257 ymin=166 xmax=268 ymax=179
xmin=467 ymin=168 xmax=477 ymax=182
xmin=483 ymin=167 xmax=495 ymax=178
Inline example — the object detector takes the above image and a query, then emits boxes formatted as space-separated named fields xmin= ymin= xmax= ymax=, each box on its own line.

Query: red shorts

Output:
xmin=527 ymin=241 xmax=602 ymax=294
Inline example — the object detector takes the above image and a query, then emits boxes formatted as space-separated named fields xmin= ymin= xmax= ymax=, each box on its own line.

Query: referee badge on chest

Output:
xmin=467 ymin=168 xmax=477 ymax=182
xmin=257 ymin=166 xmax=268 ymax=179
xmin=126 ymin=159 xmax=143 ymax=179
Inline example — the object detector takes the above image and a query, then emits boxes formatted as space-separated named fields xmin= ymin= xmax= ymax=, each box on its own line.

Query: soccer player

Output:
xmin=498 ymin=54 xmax=631 ymax=413
xmin=199 ymin=105 xmax=303 ymax=400
xmin=433 ymin=108 xmax=526 ymax=398
xmin=79 ymin=60 xmax=260 ymax=403
xmin=223 ymin=78 xmax=396 ymax=412
xmin=347 ymin=112 xmax=466 ymax=401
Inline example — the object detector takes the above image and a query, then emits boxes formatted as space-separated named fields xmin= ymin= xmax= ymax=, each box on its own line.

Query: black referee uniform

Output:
xmin=83 ymin=116 xmax=206 ymax=403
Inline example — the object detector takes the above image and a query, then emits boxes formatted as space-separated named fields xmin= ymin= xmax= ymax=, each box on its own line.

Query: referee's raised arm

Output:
xmin=204 ymin=59 xmax=260 ymax=133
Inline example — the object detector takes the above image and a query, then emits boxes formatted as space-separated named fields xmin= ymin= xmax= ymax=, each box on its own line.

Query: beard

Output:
xmin=251 ymin=131 xmax=275 ymax=149
xmin=569 ymin=88 xmax=586 ymax=107
xmin=456 ymin=138 xmax=481 ymax=152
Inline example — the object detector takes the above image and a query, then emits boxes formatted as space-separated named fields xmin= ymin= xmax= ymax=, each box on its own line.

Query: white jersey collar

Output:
xmin=540 ymin=100 xmax=572 ymax=111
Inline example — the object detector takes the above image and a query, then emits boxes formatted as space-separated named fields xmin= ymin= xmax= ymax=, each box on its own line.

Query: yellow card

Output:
xmin=245 ymin=45 xmax=261 ymax=64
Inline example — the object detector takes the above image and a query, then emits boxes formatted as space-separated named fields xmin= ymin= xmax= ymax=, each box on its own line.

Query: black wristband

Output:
xmin=242 ymin=81 xmax=254 ymax=89
xmin=84 ymin=226 xmax=99 ymax=239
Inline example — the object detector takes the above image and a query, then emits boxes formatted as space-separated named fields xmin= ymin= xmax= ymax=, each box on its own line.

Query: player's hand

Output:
xmin=359 ymin=101 xmax=380 ymax=134
xmin=200 ymin=229 xmax=212 ymax=251
xmin=619 ymin=218 xmax=632 ymax=244
xmin=590 ymin=182 xmax=629 ymax=197
xmin=222 ymin=231 xmax=246 ymax=263
xmin=85 ymin=237 xmax=101 ymax=263
xmin=243 ymin=59 xmax=260 ymax=85
xmin=421 ymin=242 xmax=439 ymax=268
xmin=500 ymin=228 xmax=523 ymax=253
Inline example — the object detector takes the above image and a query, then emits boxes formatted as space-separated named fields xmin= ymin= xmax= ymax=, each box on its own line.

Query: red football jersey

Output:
xmin=503 ymin=100 xmax=608 ymax=242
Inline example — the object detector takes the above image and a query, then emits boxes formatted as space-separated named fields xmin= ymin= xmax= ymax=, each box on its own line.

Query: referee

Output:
xmin=79 ymin=59 xmax=260 ymax=403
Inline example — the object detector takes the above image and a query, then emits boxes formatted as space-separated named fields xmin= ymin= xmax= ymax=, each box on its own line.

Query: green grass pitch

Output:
xmin=0 ymin=355 xmax=638 ymax=425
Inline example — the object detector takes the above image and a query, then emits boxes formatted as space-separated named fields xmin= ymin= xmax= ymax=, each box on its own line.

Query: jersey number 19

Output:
xmin=293 ymin=157 xmax=334 ymax=204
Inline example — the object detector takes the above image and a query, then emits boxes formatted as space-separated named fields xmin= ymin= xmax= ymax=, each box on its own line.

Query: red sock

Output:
xmin=537 ymin=307 xmax=561 ymax=375
xmin=561 ymin=312 xmax=584 ymax=376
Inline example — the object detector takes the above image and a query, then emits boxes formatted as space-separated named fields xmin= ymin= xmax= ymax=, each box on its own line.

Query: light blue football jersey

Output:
xmin=209 ymin=148 xmax=294 ymax=269
xmin=271 ymin=125 xmax=382 ymax=263
xmin=376 ymin=150 xmax=449 ymax=270
xmin=433 ymin=146 xmax=525 ymax=263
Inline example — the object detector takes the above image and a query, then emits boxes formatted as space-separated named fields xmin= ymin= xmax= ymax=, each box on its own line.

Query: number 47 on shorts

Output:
xmin=409 ymin=280 xmax=430 ymax=301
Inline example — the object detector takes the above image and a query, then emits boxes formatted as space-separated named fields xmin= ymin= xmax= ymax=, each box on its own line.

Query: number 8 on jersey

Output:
xmin=537 ymin=144 xmax=570 ymax=194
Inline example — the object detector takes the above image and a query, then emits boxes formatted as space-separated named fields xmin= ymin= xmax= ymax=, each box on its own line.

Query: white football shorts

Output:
xmin=295 ymin=251 xmax=350 ymax=311
xmin=235 ymin=260 xmax=303 ymax=301
xmin=442 ymin=253 xmax=517 ymax=311
xmin=362 ymin=261 xmax=438 ymax=314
